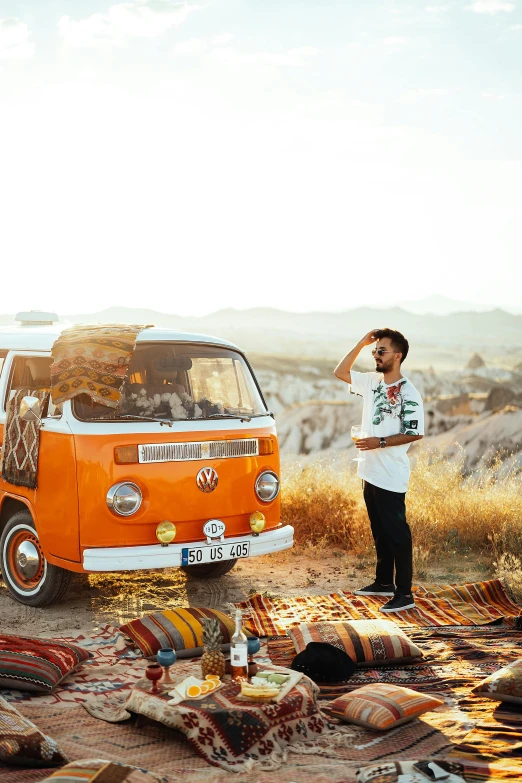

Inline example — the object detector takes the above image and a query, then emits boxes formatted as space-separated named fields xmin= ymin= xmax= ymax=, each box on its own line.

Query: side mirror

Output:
xmin=19 ymin=396 xmax=42 ymax=423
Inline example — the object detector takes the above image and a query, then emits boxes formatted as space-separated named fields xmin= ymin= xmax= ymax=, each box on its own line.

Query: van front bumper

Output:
xmin=82 ymin=525 xmax=294 ymax=572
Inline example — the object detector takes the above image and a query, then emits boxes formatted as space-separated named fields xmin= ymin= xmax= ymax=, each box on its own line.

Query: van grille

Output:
xmin=138 ymin=438 xmax=259 ymax=463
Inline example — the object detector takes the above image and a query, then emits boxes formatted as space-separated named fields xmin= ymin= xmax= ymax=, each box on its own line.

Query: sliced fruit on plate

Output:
xmin=186 ymin=684 xmax=202 ymax=698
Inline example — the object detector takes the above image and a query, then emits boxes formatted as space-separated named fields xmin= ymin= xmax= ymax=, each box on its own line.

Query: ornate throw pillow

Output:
xmin=326 ymin=683 xmax=444 ymax=730
xmin=472 ymin=658 xmax=522 ymax=705
xmin=120 ymin=608 xmax=237 ymax=657
xmin=39 ymin=758 xmax=162 ymax=782
xmin=0 ymin=696 xmax=68 ymax=767
xmin=288 ymin=619 xmax=423 ymax=667
xmin=0 ymin=634 xmax=93 ymax=693
xmin=355 ymin=760 xmax=466 ymax=782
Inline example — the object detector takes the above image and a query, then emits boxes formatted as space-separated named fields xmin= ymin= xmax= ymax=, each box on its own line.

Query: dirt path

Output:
xmin=0 ymin=548 xmax=490 ymax=637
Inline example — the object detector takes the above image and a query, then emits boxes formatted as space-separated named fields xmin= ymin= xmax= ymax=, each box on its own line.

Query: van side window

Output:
xmin=0 ymin=351 xmax=7 ymax=378
xmin=5 ymin=356 xmax=57 ymax=416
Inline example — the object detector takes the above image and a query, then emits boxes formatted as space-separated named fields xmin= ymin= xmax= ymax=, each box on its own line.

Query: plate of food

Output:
xmin=168 ymin=674 xmax=224 ymax=702
xmin=239 ymin=670 xmax=302 ymax=703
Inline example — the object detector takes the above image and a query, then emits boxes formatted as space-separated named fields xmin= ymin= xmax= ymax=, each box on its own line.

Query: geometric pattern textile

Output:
xmin=325 ymin=683 xmax=444 ymax=730
xmin=119 ymin=608 xmax=236 ymax=658
xmin=237 ymin=580 xmax=522 ymax=637
xmin=0 ymin=695 xmax=68 ymax=767
xmin=83 ymin=674 xmax=331 ymax=772
xmin=1 ymin=389 xmax=49 ymax=488
xmin=50 ymin=324 xmax=150 ymax=408
xmin=39 ymin=758 xmax=165 ymax=783
xmin=0 ymin=634 xmax=94 ymax=694
xmin=354 ymin=760 xmax=466 ymax=782
xmin=471 ymin=658 xmax=522 ymax=705
xmin=288 ymin=620 xmax=424 ymax=667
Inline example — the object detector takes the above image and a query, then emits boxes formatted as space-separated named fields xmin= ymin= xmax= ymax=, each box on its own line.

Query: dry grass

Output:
xmin=281 ymin=448 xmax=522 ymax=586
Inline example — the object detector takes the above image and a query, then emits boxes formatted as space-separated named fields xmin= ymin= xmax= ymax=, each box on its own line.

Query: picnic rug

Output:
xmin=237 ymin=580 xmax=522 ymax=637
xmin=0 ymin=389 xmax=50 ymax=489
xmin=50 ymin=323 xmax=151 ymax=408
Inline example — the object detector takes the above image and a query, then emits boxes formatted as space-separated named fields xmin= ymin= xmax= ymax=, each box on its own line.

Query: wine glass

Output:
xmin=351 ymin=425 xmax=367 ymax=463
xmin=145 ymin=663 xmax=163 ymax=694
xmin=157 ymin=647 xmax=176 ymax=685
xmin=247 ymin=636 xmax=261 ymax=677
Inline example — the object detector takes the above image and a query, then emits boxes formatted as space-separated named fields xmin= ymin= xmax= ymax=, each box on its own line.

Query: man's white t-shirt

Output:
xmin=349 ymin=371 xmax=424 ymax=494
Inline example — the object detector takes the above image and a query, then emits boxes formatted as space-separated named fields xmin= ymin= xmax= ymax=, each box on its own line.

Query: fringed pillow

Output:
xmin=288 ymin=619 xmax=423 ymax=667
xmin=0 ymin=634 xmax=93 ymax=693
xmin=326 ymin=683 xmax=444 ymax=730
xmin=0 ymin=696 xmax=68 ymax=767
xmin=39 ymin=758 xmax=163 ymax=782
xmin=472 ymin=658 xmax=522 ymax=705
xmin=120 ymin=608 xmax=236 ymax=657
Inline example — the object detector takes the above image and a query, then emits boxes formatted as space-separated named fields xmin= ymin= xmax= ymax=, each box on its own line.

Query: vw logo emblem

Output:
xmin=196 ymin=467 xmax=219 ymax=493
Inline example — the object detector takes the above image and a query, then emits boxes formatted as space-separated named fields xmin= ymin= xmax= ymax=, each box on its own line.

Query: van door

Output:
xmin=0 ymin=352 xmax=80 ymax=564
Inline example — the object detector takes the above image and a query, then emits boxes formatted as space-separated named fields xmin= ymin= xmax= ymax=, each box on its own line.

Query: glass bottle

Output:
xmin=230 ymin=608 xmax=249 ymax=681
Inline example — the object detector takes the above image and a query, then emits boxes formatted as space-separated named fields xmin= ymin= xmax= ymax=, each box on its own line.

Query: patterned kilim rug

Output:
xmin=50 ymin=324 xmax=151 ymax=408
xmin=237 ymin=580 xmax=522 ymax=637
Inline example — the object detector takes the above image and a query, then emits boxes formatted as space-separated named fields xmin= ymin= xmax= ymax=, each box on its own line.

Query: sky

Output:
xmin=1 ymin=0 xmax=522 ymax=317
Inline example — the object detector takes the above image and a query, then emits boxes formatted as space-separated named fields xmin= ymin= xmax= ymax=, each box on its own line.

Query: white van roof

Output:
xmin=0 ymin=323 xmax=239 ymax=353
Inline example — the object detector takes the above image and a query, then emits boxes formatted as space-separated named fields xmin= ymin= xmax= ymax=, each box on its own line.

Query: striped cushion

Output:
xmin=472 ymin=658 xmax=522 ymax=705
xmin=327 ymin=683 xmax=444 ymax=730
xmin=40 ymin=758 xmax=160 ymax=782
xmin=120 ymin=608 xmax=236 ymax=657
xmin=0 ymin=695 xmax=68 ymax=766
xmin=0 ymin=635 xmax=93 ymax=693
xmin=288 ymin=619 xmax=423 ymax=667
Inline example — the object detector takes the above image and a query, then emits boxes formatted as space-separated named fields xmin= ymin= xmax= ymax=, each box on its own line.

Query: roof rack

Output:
xmin=15 ymin=311 xmax=60 ymax=326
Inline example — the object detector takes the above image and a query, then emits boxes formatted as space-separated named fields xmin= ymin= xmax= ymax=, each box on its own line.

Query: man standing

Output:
xmin=334 ymin=328 xmax=424 ymax=612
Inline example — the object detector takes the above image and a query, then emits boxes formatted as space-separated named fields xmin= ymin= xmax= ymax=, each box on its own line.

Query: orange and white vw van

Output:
xmin=0 ymin=313 xmax=293 ymax=606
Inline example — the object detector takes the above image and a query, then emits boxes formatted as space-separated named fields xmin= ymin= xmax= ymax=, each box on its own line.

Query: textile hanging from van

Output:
xmin=1 ymin=389 xmax=49 ymax=489
xmin=50 ymin=324 xmax=151 ymax=408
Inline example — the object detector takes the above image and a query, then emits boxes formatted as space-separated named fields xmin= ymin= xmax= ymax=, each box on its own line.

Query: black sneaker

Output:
xmin=379 ymin=594 xmax=416 ymax=612
xmin=354 ymin=582 xmax=395 ymax=597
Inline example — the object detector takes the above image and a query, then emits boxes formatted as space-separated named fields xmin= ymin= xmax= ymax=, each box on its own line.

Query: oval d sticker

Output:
xmin=203 ymin=519 xmax=226 ymax=539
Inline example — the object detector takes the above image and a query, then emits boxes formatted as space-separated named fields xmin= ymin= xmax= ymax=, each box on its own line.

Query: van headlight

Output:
xmin=255 ymin=471 xmax=280 ymax=502
xmin=107 ymin=482 xmax=142 ymax=516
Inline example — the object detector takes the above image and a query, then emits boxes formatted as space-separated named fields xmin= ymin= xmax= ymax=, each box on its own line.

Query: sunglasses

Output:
xmin=372 ymin=348 xmax=395 ymax=357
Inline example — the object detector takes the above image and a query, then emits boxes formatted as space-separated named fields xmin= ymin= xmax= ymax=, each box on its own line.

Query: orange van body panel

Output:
xmin=0 ymin=430 xmax=80 ymax=563
xmin=73 ymin=426 xmax=280 ymax=558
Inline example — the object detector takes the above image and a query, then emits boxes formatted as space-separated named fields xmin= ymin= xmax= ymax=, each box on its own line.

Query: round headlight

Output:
xmin=255 ymin=471 xmax=280 ymax=502
xmin=107 ymin=482 xmax=142 ymax=516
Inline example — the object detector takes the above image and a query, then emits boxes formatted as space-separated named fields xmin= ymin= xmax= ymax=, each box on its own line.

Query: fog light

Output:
xmin=156 ymin=520 xmax=176 ymax=546
xmin=249 ymin=511 xmax=266 ymax=534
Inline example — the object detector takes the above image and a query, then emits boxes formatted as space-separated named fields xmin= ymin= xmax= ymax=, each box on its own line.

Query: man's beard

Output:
xmin=376 ymin=359 xmax=393 ymax=373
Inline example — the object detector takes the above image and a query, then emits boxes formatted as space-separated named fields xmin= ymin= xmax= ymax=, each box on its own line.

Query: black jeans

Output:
xmin=363 ymin=480 xmax=413 ymax=595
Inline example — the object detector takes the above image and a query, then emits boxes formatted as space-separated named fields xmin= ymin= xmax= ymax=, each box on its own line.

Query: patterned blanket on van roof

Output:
xmin=50 ymin=324 xmax=152 ymax=408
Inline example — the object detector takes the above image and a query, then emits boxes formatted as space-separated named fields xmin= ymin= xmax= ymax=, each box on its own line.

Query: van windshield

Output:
xmin=72 ymin=343 xmax=268 ymax=421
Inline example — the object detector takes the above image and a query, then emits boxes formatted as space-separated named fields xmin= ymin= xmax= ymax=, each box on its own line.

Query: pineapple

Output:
xmin=201 ymin=617 xmax=226 ymax=679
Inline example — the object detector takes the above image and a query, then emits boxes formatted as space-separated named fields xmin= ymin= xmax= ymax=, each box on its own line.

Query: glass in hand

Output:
xmin=351 ymin=425 xmax=367 ymax=463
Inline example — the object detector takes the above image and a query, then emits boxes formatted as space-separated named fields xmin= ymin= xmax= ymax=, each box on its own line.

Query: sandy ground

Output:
xmin=0 ymin=547 xmax=491 ymax=638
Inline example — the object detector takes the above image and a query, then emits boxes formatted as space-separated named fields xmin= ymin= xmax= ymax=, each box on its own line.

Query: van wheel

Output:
xmin=0 ymin=511 xmax=71 ymax=607
xmin=181 ymin=559 xmax=238 ymax=579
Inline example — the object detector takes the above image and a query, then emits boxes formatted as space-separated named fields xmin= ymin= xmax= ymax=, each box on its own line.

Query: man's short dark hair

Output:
xmin=374 ymin=328 xmax=409 ymax=364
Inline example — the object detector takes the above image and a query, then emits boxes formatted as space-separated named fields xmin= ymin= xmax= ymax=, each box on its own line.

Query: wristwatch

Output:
xmin=379 ymin=437 xmax=387 ymax=448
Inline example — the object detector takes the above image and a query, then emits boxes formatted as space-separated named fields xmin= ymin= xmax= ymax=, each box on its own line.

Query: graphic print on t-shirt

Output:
xmin=372 ymin=379 xmax=420 ymax=435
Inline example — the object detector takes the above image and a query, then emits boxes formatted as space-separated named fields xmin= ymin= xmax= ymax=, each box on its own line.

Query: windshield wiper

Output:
xmin=83 ymin=414 xmax=173 ymax=427
xmin=205 ymin=413 xmax=252 ymax=422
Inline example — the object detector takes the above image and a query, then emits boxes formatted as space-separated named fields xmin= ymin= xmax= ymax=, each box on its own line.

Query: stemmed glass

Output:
xmin=351 ymin=426 xmax=367 ymax=463
xmin=157 ymin=647 xmax=176 ymax=685
xmin=145 ymin=663 xmax=163 ymax=694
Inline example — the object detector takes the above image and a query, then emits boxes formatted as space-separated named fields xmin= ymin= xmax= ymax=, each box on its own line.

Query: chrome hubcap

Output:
xmin=15 ymin=541 xmax=41 ymax=579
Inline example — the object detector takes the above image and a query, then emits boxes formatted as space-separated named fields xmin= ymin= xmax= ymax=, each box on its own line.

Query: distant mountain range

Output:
xmin=1 ymin=304 xmax=521 ymax=366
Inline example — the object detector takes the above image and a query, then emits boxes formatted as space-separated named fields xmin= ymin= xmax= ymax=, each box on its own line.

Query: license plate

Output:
xmin=181 ymin=541 xmax=250 ymax=566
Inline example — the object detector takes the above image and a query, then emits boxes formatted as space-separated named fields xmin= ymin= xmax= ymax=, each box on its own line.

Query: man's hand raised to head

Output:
xmin=361 ymin=330 xmax=379 ymax=347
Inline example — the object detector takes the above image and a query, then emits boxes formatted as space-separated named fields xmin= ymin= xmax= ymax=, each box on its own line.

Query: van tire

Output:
xmin=181 ymin=558 xmax=238 ymax=579
xmin=0 ymin=511 xmax=72 ymax=607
